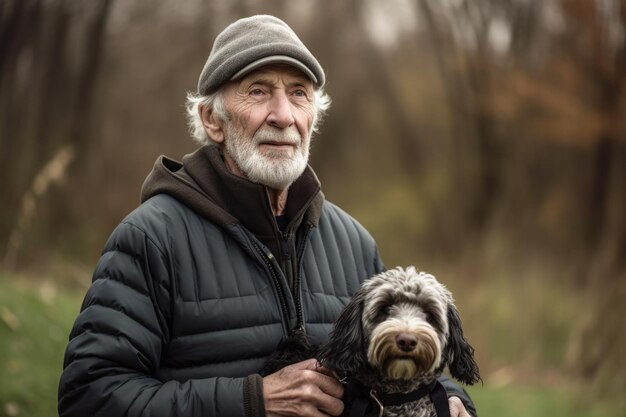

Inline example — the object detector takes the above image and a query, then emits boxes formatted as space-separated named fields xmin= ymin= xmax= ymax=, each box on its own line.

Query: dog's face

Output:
xmin=318 ymin=266 xmax=480 ymax=387
xmin=361 ymin=267 xmax=450 ymax=381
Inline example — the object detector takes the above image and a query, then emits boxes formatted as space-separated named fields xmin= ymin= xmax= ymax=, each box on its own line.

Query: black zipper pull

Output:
xmin=292 ymin=324 xmax=306 ymax=336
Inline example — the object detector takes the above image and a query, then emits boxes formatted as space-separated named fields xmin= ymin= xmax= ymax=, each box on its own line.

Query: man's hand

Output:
xmin=263 ymin=358 xmax=344 ymax=417
xmin=449 ymin=396 xmax=471 ymax=417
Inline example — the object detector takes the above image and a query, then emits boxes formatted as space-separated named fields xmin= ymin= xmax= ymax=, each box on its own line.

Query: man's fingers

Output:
xmin=264 ymin=359 xmax=345 ymax=417
xmin=449 ymin=396 xmax=471 ymax=417
xmin=288 ymin=359 xmax=344 ymax=398
xmin=312 ymin=371 xmax=344 ymax=398
xmin=290 ymin=358 xmax=321 ymax=371
xmin=313 ymin=361 xmax=340 ymax=379
xmin=316 ymin=393 xmax=344 ymax=417
xmin=296 ymin=358 xmax=339 ymax=378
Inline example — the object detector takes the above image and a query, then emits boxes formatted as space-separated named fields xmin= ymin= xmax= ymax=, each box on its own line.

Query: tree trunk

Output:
xmin=0 ymin=0 xmax=114 ymax=267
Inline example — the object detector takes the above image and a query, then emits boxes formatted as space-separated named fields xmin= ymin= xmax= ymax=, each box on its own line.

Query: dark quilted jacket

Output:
xmin=58 ymin=146 xmax=384 ymax=417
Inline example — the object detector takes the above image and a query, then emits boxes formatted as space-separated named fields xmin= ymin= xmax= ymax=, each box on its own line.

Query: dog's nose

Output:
xmin=395 ymin=333 xmax=418 ymax=352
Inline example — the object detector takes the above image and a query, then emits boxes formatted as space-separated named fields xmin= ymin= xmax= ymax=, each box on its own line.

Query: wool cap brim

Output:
xmin=197 ymin=15 xmax=325 ymax=95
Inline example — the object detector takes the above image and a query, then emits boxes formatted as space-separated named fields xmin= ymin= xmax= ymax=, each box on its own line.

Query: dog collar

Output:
xmin=344 ymin=379 xmax=451 ymax=417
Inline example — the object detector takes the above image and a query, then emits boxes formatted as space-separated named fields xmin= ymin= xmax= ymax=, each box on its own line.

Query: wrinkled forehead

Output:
xmin=235 ymin=64 xmax=314 ymax=88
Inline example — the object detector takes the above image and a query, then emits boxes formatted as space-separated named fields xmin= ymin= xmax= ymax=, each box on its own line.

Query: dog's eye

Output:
xmin=381 ymin=304 xmax=392 ymax=315
xmin=373 ymin=304 xmax=391 ymax=322
xmin=424 ymin=312 xmax=434 ymax=324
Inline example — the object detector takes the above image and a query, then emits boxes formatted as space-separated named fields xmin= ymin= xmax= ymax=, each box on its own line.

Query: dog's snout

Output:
xmin=395 ymin=333 xmax=418 ymax=352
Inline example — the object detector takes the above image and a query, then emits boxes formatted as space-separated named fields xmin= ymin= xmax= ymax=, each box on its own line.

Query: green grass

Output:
xmin=0 ymin=275 xmax=613 ymax=417
xmin=0 ymin=276 xmax=82 ymax=417
xmin=467 ymin=384 xmax=610 ymax=417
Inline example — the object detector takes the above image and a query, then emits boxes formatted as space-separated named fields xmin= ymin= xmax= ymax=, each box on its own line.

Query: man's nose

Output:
xmin=266 ymin=92 xmax=295 ymax=129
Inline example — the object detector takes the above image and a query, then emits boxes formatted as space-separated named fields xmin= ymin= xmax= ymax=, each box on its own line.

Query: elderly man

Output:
xmin=58 ymin=15 xmax=476 ymax=417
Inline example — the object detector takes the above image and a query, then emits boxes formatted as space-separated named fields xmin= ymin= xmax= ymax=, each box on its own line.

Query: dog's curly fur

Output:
xmin=263 ymin=266 xmax=480 ymax=416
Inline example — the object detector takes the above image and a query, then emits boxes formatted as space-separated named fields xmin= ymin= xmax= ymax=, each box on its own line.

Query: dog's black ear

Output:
xmin=444 ymin=304 xmax=481 ymax=385
xmin=317 ymin=290 xmax=369 ymax=373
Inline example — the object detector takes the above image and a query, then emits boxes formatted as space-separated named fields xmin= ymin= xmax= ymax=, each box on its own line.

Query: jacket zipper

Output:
xmin=250 ymin=239 xmax=291 ymax=335
xmin=293 ymin=224 xmax=313 ymax=332
xmin=250 ymin=223 xmax=313 ymax=336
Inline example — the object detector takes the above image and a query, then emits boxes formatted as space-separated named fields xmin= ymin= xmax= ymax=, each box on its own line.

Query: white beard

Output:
xmin=223 ymin=124 xmax=310 ymax=190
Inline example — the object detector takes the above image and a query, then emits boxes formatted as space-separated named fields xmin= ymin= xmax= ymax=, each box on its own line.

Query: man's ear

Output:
xmin=200 ymin=105 xmax=225 ymax=143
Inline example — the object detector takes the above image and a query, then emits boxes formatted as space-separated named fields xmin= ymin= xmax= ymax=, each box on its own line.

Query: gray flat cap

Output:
xmin=197 ymin=15 xmax=325 ymax=94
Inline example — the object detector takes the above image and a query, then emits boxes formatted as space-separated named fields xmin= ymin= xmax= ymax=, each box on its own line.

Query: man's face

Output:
xmin=218 ymin=65 xmax=316 ymax=190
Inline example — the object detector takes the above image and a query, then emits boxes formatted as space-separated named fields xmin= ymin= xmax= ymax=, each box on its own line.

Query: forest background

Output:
xmin=1 ymin=0 xmax=625 ymax=416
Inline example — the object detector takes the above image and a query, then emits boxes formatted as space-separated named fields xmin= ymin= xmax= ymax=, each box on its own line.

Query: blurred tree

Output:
xmin=0 ymin=0 xmax=114 ymax=269
xmin=558 ymin=0 xmax=626 ymax=410
xmin=417 ymin=0 xmax=508 ymax=236
xmin=559 ymin=0 xmax=626 ymax=260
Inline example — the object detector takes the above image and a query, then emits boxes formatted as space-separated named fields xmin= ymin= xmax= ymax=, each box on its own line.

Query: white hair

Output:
xmin=185 ymin=91 xmax=228 ymax=146
xmin=185 ymin=87 xmax=331 ymax=146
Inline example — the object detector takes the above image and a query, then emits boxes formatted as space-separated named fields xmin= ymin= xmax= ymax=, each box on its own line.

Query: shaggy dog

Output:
xmin=317 ymin=266 xmax=480 ymax=416
xmin=263 ymin=266 xmax=481 ymax=416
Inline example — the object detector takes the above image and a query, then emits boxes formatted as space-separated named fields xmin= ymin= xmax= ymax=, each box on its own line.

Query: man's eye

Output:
xmin=293 ymin=89 xmax=307 ymax=97
xmin=250 ymin=88 xmax=264 ymax=96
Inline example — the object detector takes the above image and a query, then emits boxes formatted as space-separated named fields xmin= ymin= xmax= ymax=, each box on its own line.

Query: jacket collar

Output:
xmin=182 ymin=145 xmax=323 ymax=238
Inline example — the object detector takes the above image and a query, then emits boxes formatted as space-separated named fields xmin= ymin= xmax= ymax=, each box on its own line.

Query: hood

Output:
xmin=140 ymin=145 xmax=324 ymax=240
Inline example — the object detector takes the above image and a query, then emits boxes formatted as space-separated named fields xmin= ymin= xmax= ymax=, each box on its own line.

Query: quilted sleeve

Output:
xmin=58 ymin=220 xmax=246 ymax=417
